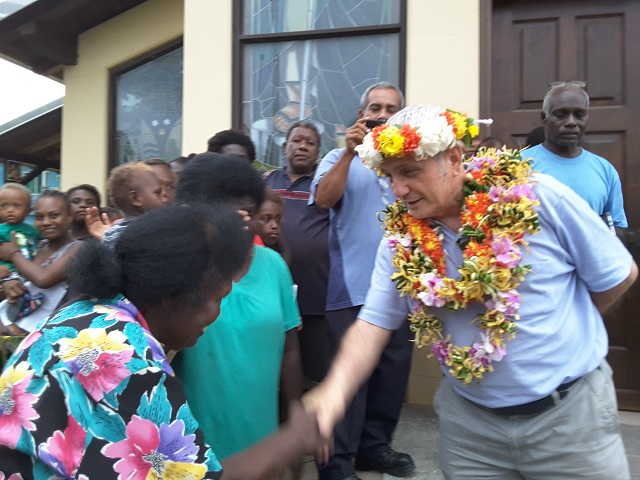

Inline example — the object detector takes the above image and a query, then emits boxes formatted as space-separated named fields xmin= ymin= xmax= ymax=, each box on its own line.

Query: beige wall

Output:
xmin=182 ymin=0 xmax=234 ymax=155
xmin=403 ymin=0 xmax=481 ymax=405
xmin=406 ymin=0 xmax=480 ymax=116
xmin=61 ymin=0 xmax=184 ymax=194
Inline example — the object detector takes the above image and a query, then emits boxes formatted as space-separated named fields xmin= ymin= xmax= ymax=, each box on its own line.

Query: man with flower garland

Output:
xmin=305 ymin=104 xmax=638 ymax=479
xmin=310 ymin=82 xmax=416 ymax=479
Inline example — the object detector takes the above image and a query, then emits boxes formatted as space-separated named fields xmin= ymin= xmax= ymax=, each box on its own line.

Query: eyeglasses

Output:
xmin=549 ymin=80 xmax=586 ymax=88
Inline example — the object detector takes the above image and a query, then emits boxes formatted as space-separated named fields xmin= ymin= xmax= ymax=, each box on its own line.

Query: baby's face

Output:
xmin=0 ymin=189 xmax=31 ymax=224
xmin=135 ymin=171 xmax=169 ymax=212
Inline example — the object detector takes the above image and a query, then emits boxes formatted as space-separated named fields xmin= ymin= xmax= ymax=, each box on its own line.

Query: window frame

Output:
xmin=108 ymin=38 xmax=183 ymax=172
xmin=231 ymin=1 xmax=407 ymax=130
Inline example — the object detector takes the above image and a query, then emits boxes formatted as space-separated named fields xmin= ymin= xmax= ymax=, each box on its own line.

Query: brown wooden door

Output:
xmin=488 ymin=0 xmax=640 ymax=410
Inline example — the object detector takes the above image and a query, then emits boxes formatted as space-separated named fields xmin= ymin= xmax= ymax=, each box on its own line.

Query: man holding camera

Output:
xmin=310 ymin=82 xmax=415 ymax=480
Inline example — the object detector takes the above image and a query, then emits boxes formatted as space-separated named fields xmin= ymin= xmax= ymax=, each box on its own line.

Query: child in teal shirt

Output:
xmin=0 ymin=183 xmax=40 ymax=321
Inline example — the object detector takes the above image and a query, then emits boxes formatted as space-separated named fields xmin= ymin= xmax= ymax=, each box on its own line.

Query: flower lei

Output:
xmin=357 ymin=109 xmax=492 ymax=170
xmin=382 ymin=147 xmax=541 ymax=384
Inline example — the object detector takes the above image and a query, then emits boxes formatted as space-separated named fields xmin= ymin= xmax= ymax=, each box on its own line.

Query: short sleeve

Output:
xmin=536 ymin=175 xmax=632 ymax=293
xmin=358 ymin=238 xmax=411 ymax=330
xmin=274 ymin=253 xmax=301 ymax=332
xmin=309 ymin=149 xmax=341 ymax=205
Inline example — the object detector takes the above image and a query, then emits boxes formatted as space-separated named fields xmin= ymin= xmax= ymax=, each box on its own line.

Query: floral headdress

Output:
xmin=356 ymin=105 xmax=493 ymax=170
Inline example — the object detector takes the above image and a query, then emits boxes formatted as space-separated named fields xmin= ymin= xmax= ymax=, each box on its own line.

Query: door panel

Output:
xmin=490 ymin=0 xmax=640 ymax=410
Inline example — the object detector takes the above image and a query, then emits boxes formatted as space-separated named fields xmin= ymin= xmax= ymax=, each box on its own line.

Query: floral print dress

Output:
xmin=0 ymin=295 xmax=222 ymax=479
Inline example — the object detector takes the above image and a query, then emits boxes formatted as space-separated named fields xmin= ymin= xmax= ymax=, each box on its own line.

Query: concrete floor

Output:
xmin=301 ymin=404 xmax=640 ymax=480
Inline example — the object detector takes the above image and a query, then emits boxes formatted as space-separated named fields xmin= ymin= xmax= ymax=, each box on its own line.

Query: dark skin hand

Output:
xmin=85 ymin=206 xmax=113 ymax=240
xmin=220 ymin=401 xmax=326 ymax=480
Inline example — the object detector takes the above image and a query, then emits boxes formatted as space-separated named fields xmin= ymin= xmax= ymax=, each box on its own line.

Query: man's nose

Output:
xmin=565 ymin=114 xmax=579 ymax=127
xmin=391 ymin=180 xmax=409 ymax=198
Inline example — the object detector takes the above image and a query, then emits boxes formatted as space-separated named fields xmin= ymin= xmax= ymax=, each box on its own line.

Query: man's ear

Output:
xmin=540 ymin=111 xmax=547 ymax=123
xmin=357 ymin=109 xmax=364 ymax=120
xmin=446 ymin=145 xmax=465 ymax=176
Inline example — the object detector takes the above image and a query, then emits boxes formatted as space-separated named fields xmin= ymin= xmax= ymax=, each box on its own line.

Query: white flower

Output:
xmin=416 ymin=117 xmax=456 ymax=159
xmin=357 ymin=133 xmax=384 ymax=169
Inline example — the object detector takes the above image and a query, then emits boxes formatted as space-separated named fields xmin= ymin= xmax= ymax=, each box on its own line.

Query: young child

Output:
xmin=256 ymin=188 xmax=291 ymax=264
xmin=0 ymin=183 xmax=38 ymax=272
xmin=0 ymin=184 xmax=40 ymax=322
xmin=87 ymin=162 xmax=168 ymax=245
xmin=0 ymin=190 xmax=80 ymax=334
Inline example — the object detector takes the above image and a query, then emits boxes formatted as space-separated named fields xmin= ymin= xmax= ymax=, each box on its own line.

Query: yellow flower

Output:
xmin=58 ymin=328 xmax=130 ymax=362
xmin=377 ymin=126 xmax=405 ymax=157
xmin=0 ymin=361 xmax=32 ymax=390
xmin=468 ymin=124 xmax=480 ymax=138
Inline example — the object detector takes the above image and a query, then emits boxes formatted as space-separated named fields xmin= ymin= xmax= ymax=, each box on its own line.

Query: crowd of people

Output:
xmin=0 ymin=80 xmax=636 ymax=480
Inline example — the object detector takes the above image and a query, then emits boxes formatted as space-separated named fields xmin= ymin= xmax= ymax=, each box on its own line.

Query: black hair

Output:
xmin=207 ymin=129 xmax=256 ymax=162
xmin=285 ymin=121 xmax=320 ymax=143
xmin=176 ymin=153 xmax=265 ymax=208
xmin=66 ymin=184 xmax=102 ymax=208
xmin=67 ymin=203 xmax=252 ymax=309
xmin=37 ymin=189 xmax=70 ymax=213
xmin=170 ymin=154 xmax=196 ymax=167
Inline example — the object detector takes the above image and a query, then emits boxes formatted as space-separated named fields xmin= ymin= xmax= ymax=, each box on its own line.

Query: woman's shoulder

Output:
xmin=254 ymin=245 xmax=289 ymax=271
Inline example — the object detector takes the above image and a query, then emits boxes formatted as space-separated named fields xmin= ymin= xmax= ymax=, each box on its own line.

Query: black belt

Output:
xmin=479 ymin=377 xmax=582 ymax=417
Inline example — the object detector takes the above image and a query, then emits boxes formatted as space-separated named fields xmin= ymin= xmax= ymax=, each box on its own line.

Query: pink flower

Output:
xmin=103 ymin=416 xmax=205 ymax=480
xmin=38 ymin=415 xmax=86 ymax=478
xmin=0 ymin=473 xmax=24 ymax=480
xmin=471 ymin=333 xmax=506 ymax=367
xmin=417 ymin=272 xmax=447 ymax=307
xmin=0 ymin=364 xmax=38 ymax=449
xmin=491 ymin=236 xmax=521 ymax=269
xmin=70 ymin=349 xmax=134 ymax=402
xmin=432 ymin=340 xmax=451 ymax=364
xmin=485 ymin=289 xmax=520 ymax=315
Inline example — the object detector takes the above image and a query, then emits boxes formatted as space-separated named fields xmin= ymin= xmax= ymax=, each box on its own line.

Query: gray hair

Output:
xmin=359 ymin=82 xmax=405 ymax=111
xmin=542 ymin=85 xmax=590 ymax=115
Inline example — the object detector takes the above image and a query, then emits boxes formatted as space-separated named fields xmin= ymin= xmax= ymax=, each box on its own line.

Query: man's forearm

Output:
xmin=590 ymin=261 xmax=638 ymax=313
xmin=309 ymin=319 xmax=393 ymax=434
xmin=314 ymin=150 xmax=356 ymax=209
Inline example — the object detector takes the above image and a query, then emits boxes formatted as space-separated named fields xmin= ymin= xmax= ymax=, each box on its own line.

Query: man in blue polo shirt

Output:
xmin=526 ymin=82 xmax=627 ymax=228
xmin=309 ymin=82 xmax=415 ymax=480
xmin=264 ymin=121 xmax=330 ymax=388
xmin=305 ymin=104 xmax=638 ymax=479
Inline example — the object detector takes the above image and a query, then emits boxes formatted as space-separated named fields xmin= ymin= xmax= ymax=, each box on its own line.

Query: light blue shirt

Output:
xmin=359 ymin=174 xmax=633 ymax=408
xmin=310 ymin=148 xmax=395 ymax=310
xmin=526 ymin=144 xmax=627 ymax=227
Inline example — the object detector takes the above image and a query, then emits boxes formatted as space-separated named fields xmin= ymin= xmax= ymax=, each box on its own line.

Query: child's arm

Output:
xmin=0 ymin=236 xmax=81 ymax=288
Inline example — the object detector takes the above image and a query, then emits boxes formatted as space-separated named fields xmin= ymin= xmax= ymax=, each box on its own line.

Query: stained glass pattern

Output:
xmin=114 ymin=46 xmax=183 ymax=165
xmin=241 ymin=0 xmax=401 ymax=167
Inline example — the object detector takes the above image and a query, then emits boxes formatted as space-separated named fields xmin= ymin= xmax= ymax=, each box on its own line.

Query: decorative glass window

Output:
xmin=112 ymin=44 xmax=183 ymax=166
xmin=236 ymin=1 xmax=404 ymax=168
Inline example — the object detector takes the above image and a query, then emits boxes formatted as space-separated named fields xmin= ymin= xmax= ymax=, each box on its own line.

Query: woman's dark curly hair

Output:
xmin=67 ymin=203 xmax=252 ymax=309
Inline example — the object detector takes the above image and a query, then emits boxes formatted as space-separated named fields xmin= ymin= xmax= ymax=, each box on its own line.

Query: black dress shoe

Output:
xmin=355 ymin=448 xmax=416 ymax=477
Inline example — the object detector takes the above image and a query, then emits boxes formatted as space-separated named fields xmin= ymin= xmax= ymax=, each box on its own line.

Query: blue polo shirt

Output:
xmin=359 ymin=174 xmax=633 ymax=407
xmin=310 ymin=148 xmax=396 ymax=310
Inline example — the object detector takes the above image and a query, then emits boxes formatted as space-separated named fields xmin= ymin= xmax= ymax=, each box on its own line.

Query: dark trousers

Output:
xmin=317 ymin=306 xmax=414 ymax=480
xmin=298 ymin=314 xmax=328 ymax=386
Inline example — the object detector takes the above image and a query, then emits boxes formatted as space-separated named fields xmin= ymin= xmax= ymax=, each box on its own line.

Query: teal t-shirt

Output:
xmin=0 ymin=223 xmax=39 ymax=269
xmin=173 ymin=246 xmax=301 ymax=460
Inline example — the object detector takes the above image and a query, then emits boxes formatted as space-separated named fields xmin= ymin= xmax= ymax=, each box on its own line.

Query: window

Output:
xmin=110 ymin=42 xmax=183 ymax=167
xmin=235 ymin=0 xmax=405 ymax=168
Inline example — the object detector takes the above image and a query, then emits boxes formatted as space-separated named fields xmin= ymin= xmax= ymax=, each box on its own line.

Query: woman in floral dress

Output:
xmin=0 ymin=203 xmax=319 ymax=479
